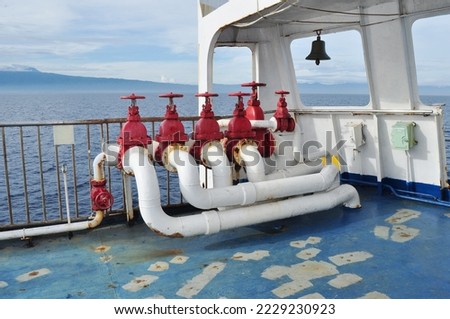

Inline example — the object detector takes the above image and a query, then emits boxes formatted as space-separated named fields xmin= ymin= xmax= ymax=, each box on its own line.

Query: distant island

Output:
xmin=0 ymin=66 xmax=449 ymax=96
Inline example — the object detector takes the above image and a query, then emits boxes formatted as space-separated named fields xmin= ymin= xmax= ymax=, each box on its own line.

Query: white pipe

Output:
xmin=202 ymin=142 xmax=232 ymax=188
xmin=168 ymin=147 xmax=340 ymax=210
xmin=250 ymin=118 xmax=278 ymax=130
xmin=0 ymin=152 xmax=114 ymax=241
xmin=217 ymin=118 xmax=278 ymax=130
xmin=264 ymin=162 xmax=323 ymax=180
xmin=240 ymin=144 xmax=266 ymax=183
xmin=124 ymin=146 xmax=360 ymax=237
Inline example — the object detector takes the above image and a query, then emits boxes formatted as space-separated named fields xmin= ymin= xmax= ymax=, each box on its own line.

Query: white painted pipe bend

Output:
xmin=124 ymin=146 xmax=360 ymax=238
xmin=169 ymin=148 xmax=340 ymax=210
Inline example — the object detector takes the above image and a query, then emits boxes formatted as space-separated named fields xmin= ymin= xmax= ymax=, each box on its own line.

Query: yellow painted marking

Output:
xmin=122 ymin=275 xmax=158 ymax=292
xmin=176 ymin=262 xmax=226 ymax=298
xmin=329 ymin=251 xmax=373 ymax=266
xmin=232 ymin=250 xmax=269 ymax=261
xmin=16 ymin=268 xmax=51 ymax=282
xmin=359 ymin=291 xmax=390 ymax=299
xmin=148 ymin=261 xmax=169 ymax=272
xmin=170 ymin=255 xmax=189 ymax=264
xmin=321 ymin=155 xmax=341 ymax=170
xmin=328 ymin=273 xmax=362 ymax=288
xmin=296 ymin=248 xmax=321 ymax=260
xmin=385 ymin=209 xmax=421 ymax=224
xmin=272 ymin=280 xmax=313 ymax=298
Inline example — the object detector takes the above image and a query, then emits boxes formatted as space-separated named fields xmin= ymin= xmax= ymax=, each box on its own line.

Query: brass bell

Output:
xmin=305 ymin=30 xmax=330 ymax=65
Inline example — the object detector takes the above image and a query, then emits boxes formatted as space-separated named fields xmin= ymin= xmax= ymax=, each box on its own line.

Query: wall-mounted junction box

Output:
xmin=391 ymin=121 xmax=417 ymax=150
xmin=346 ymin=122 xmax=365 ymax=149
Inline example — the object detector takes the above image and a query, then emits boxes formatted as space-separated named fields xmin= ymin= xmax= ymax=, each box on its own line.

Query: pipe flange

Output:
xmin=233 ymin=139 xmax=258 ymax=167
xmin=164 ymin=144 xmax=189 ymax=172
xmin=199 ymin=140 xmax=224 ymax=169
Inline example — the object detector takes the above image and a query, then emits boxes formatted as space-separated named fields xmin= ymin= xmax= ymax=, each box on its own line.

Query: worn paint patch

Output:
xmin=329 ymin=251 xmax=373 ymax=266
xmin=100 ymin=255 xmax=113 ymax=263
xmin=289 ymin=261 xmax=339 ymax=282
xmin=263 ymin=260 xmax=338 ymax=283
xmin=122 ymin=275 xmax=158 ymax=292
xmin=290 ymin=236 xmax=322 ymax=249
xmin=385 ymin=209 xmax=421 ymax=224
xmin=0 ymin=281 xmax=8 ymax=288
xmin=94 ymin=245 xmax=111 ymax=253
xmin=390 ymin=225 xmax=420 ymax=243
xmin=374 ymin=226 xmax=390 ymax=240
xmin=328 ymin=273 xmax=362 ymax=288
xmin=306 ymin=237 xmax=322 ymax=244
xmin=296 ymin=248 xmax=321 ymax=260
xmin=16 ymin=268 xmax=51 ymax=282
xmin=232 ymin=250 xmax=269 ymax=261
xmin=445 ymin=213 xmax=450 ymax=218
xmin=272 ymin=280 xmax=313 ymax=298
xmin=176 ymin=262 xmax=226 ymax=298
xmin=300 ymin=292 xmax=325 ymax=299
xmin=170 ymin=255 xmax=189 ymax=264
xmin=359 ymin=291 xmax=390 ymax=299
xmin=148 ymin=261 xmax=169 ymax=272
xmin=264 ymin=261 xmax=338 ymax=298
xmin=261 ymin=265 xmax=291 ymax=280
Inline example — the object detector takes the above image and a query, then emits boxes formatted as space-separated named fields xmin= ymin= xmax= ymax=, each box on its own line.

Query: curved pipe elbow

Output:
xmin=319 ymin=165 xmax=340 ymax=189
xmin=88 ymin=210 xmax=104 ymax=228
xmin=124 ymin=146 xmax=360 ymax=238
xmin=240 ymin=144 xmax=266 ymax=183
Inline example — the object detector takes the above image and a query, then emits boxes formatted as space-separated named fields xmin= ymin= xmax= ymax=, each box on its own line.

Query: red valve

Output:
xmin=156 ymin=92 xmax=188 ymax=142
xmin=225 ymin=91 xmax=256 ymax=162
xmin=190 ymin=92 xmax=223 ymax=162
xmin=274 ymin=90 xmax=295 ymax=132
xmin=154 ymin=92 xmax=188 ymax=165
xmin=241 ymin=83 xmax=275 ymax=158
xmin=116 ymin=93 xmax=152 ymax=169
xmin=90 ymin=179 xmax=114 ymax=211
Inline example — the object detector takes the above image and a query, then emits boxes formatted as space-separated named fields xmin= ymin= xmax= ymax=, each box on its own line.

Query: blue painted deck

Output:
xmin=1 ymin=185 xmax=449 ymax=299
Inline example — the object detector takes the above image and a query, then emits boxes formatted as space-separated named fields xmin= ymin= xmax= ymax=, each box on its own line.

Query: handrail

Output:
xmin=0 ymin=116 xmax=213 ymax=230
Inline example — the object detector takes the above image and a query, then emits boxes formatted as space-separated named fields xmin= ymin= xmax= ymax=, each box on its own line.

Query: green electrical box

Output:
xmin=391 ymin=121 xmax=417 ymax=150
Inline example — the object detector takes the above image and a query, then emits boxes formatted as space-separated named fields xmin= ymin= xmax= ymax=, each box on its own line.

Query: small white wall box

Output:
xmin=346 ymin=122 xmax=365 ymax=149
xmin=391 ymin=121 xmax=417 ymax=150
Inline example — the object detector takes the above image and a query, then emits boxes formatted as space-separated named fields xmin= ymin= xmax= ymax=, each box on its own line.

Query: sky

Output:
xmin=0 ymin=0 xmax=449 ymax=86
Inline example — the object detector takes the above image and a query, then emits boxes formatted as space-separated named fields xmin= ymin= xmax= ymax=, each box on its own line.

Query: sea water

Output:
xmin=0 ymin=92 xmax=449 ymax=225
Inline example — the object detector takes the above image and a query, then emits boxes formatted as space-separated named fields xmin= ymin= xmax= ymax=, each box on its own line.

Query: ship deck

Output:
xmin=1 ymin=185 xmax=449 ymax=299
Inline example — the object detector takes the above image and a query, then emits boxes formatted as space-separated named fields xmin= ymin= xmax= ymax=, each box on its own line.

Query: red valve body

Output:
xmin=116 ymin=94 xmax=152 ymax=168
xmin=154 ymin=93 xmax=188 ymax=164
xmin=225 ymin=92 xmax=256 ymax=162
xmin=274 ymin=90 xmax=295 ymax=132
xmin=90 ymin=179 xmax=114 ymax=211
xmin=242 ymin=81 xmax=275 ymax=158
xmin=191 ymin=92 xmax=223 ymax=161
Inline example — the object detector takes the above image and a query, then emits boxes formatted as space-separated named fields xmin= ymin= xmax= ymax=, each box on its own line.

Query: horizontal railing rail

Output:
xmin=0 ymin=115 xmax=230 ymax=230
